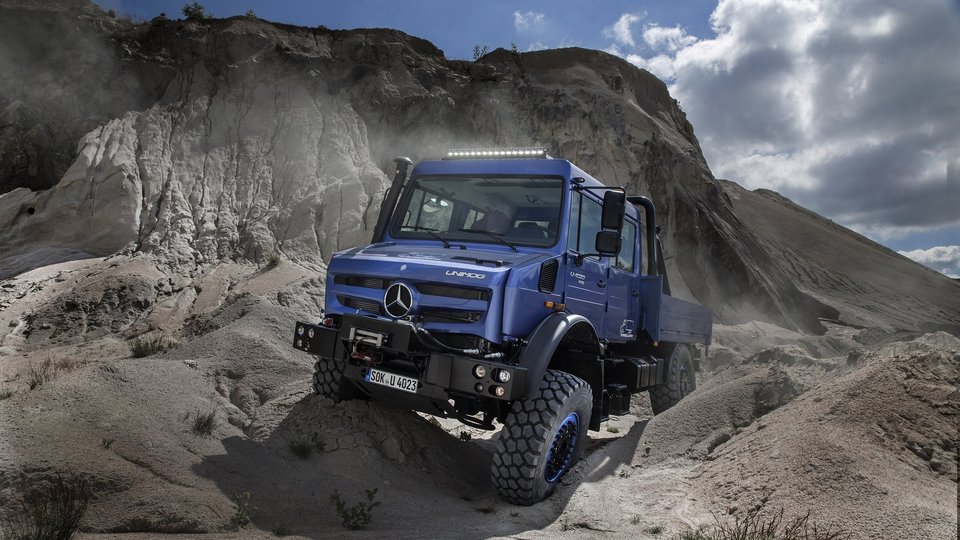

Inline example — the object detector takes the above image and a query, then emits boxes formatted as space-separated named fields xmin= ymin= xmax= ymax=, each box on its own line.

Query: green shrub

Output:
xmin=230 ymin=491 xmax=254 ymax=529
xmin=182 ymin=2 xmax=211 ymax=20
xmin=330 ymin=489 xmax=380 ymax=530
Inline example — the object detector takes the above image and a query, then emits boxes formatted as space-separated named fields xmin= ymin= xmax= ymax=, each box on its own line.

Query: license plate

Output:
xmin=364 ymin=368 xmax=419 ymax=394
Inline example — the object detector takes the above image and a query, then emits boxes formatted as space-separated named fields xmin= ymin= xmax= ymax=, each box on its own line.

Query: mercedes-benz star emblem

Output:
xmin=383 ymin=283 xmax=413 ymax=318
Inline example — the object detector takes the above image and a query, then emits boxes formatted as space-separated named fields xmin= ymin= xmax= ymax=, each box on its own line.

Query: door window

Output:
xmin=567 ymin=192 xmax=603 ymax=253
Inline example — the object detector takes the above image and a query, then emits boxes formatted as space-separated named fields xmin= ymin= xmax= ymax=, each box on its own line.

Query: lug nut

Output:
xmin=297 ymin=325 xmax=305 ymax=336
xmin=495 ymin=369 xmax=511 ymax=383
xmin=491 ymin=385 xmax=505 ymax=397
xmin=308 ymin=328 xmax=315 ymax=338
xmin=474 ymin=383 xmax=484 ymax=393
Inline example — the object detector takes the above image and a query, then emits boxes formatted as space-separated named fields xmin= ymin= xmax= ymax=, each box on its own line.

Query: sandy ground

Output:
xmin=1 ymin=256 xmax=957 ymax=539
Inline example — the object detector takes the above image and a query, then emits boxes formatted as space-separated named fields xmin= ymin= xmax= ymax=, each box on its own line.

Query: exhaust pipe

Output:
xmin=372 ymin=156 xmax=413 ymax=243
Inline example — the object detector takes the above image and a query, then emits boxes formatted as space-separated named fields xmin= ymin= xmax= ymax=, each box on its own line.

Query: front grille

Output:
xmin=416 ymin=283 xmax=490 ymax=301
xmin=337 ymin=295 xmax=384 ymax=315
xmin=334 ymin=275 xmax=388 ymax=289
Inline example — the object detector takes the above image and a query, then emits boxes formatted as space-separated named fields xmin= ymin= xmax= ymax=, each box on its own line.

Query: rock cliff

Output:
xmin=1 ymin=0 xmax=957 ymax=333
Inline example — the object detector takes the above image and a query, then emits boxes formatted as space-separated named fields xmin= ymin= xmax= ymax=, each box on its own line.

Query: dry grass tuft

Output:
xmin=191 ymin=409 xmax=218 ymax=437
xmin=678 ymin=503 xmax=849 ymax=540
xmin=0 ymin=473 xmax=91 ymax=539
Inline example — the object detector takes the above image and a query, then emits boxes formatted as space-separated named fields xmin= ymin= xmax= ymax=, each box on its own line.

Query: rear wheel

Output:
xmin=491 ymin=370 xmax=592 ymax=505
xmin=649 ymin=344 xmax=696 ymax=414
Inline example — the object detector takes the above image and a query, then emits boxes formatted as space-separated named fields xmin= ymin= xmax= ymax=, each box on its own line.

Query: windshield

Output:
xmin=391 ymin=176 xmax=564 ymax=247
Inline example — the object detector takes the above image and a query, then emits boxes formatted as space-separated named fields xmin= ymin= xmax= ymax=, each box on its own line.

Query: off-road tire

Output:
xmin=491 ymin=369 xmax=592 ymax=505
xmin=312 ymin=356 xmax=351 ymax=402
xmin=649 ymin=344 xmax=696 ymax=414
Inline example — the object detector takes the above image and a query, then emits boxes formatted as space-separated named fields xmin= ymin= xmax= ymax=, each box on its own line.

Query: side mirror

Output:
xmin=595 ymin=230 xmax=620 ymax=255
xmin=601 ymin=190 xmax=625 ymax=230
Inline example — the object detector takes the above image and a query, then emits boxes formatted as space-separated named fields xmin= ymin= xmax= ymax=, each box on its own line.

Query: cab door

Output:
xmin=562 ymin=191 xmax=608 ymax=331
xmin=604 ymin=218 xmax=640 ymax=341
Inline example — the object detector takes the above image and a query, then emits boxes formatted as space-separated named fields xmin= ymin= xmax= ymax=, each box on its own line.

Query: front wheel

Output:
xmin=649 ymin=344 xmax=696 ymax=414
xmin=490 ymin=370 xmax=593 ymax=505
xmin=311 ymin=355 xmax=355 ymax=402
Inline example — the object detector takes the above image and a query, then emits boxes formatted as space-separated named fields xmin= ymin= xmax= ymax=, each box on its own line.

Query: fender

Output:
xmin=518 ymin=312 xmax=602 ymax=399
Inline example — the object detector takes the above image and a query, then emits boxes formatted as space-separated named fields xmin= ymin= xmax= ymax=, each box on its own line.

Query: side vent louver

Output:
xmin=538 ymin=259 xmax=559 ymax=293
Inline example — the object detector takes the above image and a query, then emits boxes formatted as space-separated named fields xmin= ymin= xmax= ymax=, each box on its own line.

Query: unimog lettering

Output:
xmin=445 ymin=270 xmax=486 ymax=279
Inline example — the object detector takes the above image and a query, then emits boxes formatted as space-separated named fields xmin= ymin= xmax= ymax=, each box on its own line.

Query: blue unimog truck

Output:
xmin=293 ymin=148 xmax=712 ymax=505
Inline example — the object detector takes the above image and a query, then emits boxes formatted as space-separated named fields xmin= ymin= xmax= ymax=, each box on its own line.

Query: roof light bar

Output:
xmin=445 ymin=147 xmax=550 ymax=160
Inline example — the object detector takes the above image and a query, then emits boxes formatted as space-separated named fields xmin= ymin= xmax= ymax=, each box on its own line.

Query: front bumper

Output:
xmin=293 ymin=315 xmax=527 ymax=403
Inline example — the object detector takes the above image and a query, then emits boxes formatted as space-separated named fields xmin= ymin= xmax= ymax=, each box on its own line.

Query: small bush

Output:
xmin=101 ymin=438 xmax=115 ymax=449
xmin=230 ymin=491 xmax=255 ymax=529
xmin=288 ymin=440 xmax=313 ymax=459
xmin=129 ymin=335 xmax=169 ymax=358
xmin=0 ymin=473 xmax=91 ymax=539
xmin=182 ymin=1 xmax=211 ymax=20
xmin=272 ymin=524 xmax=291 ymax=536
xmin=244 ymin=9 xmax=257 ymax=18
xmin=645 ymin=523 xmax=664 ymax=534
xmin=330 ymin=488 xmax=380 ymax=530
xmin=678 ymin=504 xmax=849 ymax=540
xmin=27 ymin=359 xmax=52 ymax=390
xmin=191 ymin=409 xmax=218 ymax=437
xmin=266 ymin=251 xmax=281 ymax=268
xmin=472 ymin=44 xmax=489 ymax=61
xmin=0 ymin=388 xmax=13 ymax=400
xmin=606 ymin=425 xmax=620 ymax=434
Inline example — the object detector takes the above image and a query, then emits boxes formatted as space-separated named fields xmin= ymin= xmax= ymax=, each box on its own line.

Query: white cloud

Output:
xmin=603 ymin=0 xmax=960 ymax=251
xmin=514 ymin=11 xmax=545 ymax=32
xmin=899 ymin=246 xmax=960 ymax=278
xmin=642 ymin=25 xmax=697 ymax=52
xmin=603 ymin=13 xmax=644 ymax=47
xmin=626 ymin=53 xmax=677 ymax=81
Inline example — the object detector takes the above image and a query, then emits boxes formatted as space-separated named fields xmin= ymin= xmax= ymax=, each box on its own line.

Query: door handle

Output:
xmin=597 ymin=280 xmax=606 ymax=288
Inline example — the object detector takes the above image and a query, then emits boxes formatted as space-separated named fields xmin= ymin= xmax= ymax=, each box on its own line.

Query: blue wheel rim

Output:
xmin=544 ymin=412 xmax=580 ymax=483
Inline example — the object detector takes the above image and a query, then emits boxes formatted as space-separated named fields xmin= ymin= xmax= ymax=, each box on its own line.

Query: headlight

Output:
xmin=494 ymin=369 xmax=511 ymax=383
xmin=472 ymin=365 xmax=487 ymax=379
xmin=297 ymin=325 xmax=305 ymax=336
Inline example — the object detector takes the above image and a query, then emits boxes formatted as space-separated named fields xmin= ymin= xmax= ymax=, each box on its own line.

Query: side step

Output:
xmin=604 ymin=355 xmax=666 ymax=392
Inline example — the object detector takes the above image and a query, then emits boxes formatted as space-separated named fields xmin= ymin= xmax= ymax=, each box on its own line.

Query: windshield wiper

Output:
xmin=400 ymin=225 xmax=451 ymax=248
xmin=457 ymin=228 xmax=518 ymax=252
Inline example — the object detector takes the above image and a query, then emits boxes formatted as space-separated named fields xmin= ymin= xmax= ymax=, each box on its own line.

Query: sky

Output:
xmin=96 ymin=0 xmax=960 ymax=277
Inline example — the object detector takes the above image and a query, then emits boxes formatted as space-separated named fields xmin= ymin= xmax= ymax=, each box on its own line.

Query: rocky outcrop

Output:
xmin=2 ymin=1 xmax=954 ymax=332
